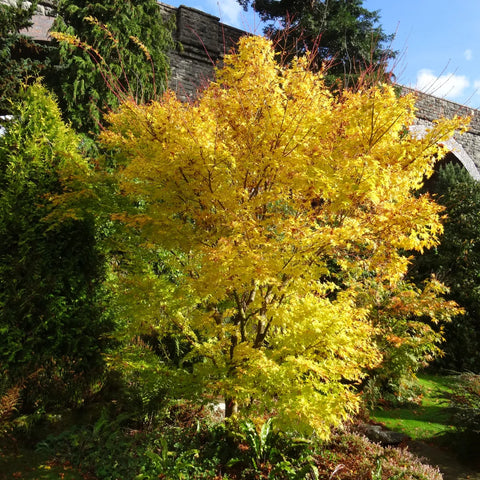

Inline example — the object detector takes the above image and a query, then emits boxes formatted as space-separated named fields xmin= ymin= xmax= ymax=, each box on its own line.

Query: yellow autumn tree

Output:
xmin=100 ymin=36 xmax=467 ymax=437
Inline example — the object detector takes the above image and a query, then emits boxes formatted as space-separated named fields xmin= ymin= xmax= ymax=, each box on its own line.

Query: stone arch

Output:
xmin=409 ymin=124 xmax=480 ymax=180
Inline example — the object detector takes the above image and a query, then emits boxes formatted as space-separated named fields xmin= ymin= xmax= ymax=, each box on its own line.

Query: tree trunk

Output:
xmin=225 ymin=396 xmax=238 ymax=417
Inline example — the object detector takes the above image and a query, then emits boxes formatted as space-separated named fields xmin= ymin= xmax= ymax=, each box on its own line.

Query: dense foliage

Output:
xmin=100 ymin=36 xmax=465 ymax=436
xmin=362 ymin=278 xmax=457 ymax=407
xmin=38 ymin=409 xmax=443 ymax=480
xmin=237 ymin=0 xmax=395 ymax=82
xmin=411 ymin=162 xmax=480 ymax=372
xmin=0 ymin=84 xmax=112 ymax=412
xmin=48 ymin=0 xmax=174 ymax=134
xmin=0 ymin=0 xmax=47 ymax=116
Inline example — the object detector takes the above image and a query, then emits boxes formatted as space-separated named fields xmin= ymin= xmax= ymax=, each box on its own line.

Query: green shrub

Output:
xmin=0 ymin=84 xmax=112 ymax=414
xmin=37 ymin=411 xmax=444 ymax=480
xmin=0 ymin=0 xmax=48 ymax=115
xmin=37 ymin=405 xmax=220 ymax=479
xmin=48 ymin=0 xmax=174 ymax=134
xmin=229 ymin=419 xmax=318 ymax=479
xmin=411 ymin=162 xmax=480 ymax=373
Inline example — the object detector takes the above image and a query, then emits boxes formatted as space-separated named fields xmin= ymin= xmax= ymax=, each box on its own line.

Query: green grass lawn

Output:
xmin=372 ymin=373 xmax=457 ymax=441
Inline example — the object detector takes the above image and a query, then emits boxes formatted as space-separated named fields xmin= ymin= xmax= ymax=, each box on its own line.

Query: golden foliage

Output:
xmin=0 ymin=385 xmax=21 ymax=424
xmin=101 ymin=36 xmax=468 ymax=436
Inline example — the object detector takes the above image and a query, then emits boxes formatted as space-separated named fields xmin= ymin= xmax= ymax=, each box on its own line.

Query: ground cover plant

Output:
xmin=1 ymin=407 xmax=445 ymax=480
xmin=0 ymin=448 xmax=86 ymax=480
xmin=315 ymin=430 xmax=443 ymax=480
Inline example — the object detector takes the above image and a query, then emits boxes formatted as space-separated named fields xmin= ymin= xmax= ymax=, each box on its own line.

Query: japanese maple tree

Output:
xmin=101 ymin=36 xmax=466 ymax=436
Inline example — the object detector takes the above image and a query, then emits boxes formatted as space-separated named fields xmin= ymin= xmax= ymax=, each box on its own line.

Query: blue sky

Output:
xmin=163 ymin=0 xmax=262 ymax=33
xmin=164 ymin=1 xmax=480 ymax=108
xmin=364 ymin=0 xmax=480 ymax=108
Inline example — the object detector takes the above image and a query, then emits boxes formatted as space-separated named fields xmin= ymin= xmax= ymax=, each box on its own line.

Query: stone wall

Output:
xmin=0 ymin=0 xmax=56 ymax=41
xmin=0 ymin=0 xmax=246 ymax=96
xmin=1 ymin=0 xmax=56 ymax=16
xmin=158 ymin=2 xmax=246 ymax=99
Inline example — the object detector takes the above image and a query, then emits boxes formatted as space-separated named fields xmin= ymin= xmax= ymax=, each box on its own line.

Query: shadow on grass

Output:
xmin=375 ymin=405 xmax=454 ymax=424
xmin=0 ymin=448 xmax=87 ymax=480
xmin=374 ymin=405 xmax=456 ymax=440
xmin=372 ymin=373 xmax=458 ymax=441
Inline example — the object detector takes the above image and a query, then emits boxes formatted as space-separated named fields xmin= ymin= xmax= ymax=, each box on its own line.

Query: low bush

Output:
xmin=37 ymin=408 xmax=318 ymax=479
xmin=35 ymin=406 xmax=444 ymax=480
xmin=316 ymin=430 xmax=442 ymax=480
xmin=37 ymin=403 xmax=218 ymax=479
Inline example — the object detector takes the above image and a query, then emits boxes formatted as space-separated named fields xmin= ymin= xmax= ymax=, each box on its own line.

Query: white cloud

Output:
xmin=415 ymin=69 xmax=470 ymax=99
xmin=473 ymin=80 xmax=480 ymax=98
xmin=464 ymin=49 xmax=473 ymax=61
xmin=207 ymin=0 xmax=243 ymax=27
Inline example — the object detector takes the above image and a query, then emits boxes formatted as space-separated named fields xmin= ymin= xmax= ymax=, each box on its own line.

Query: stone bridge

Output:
xmin=5 ymin=0 xmax=480 ymax=178
xmin=402 ymin=87 xmax=480 ymax=179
